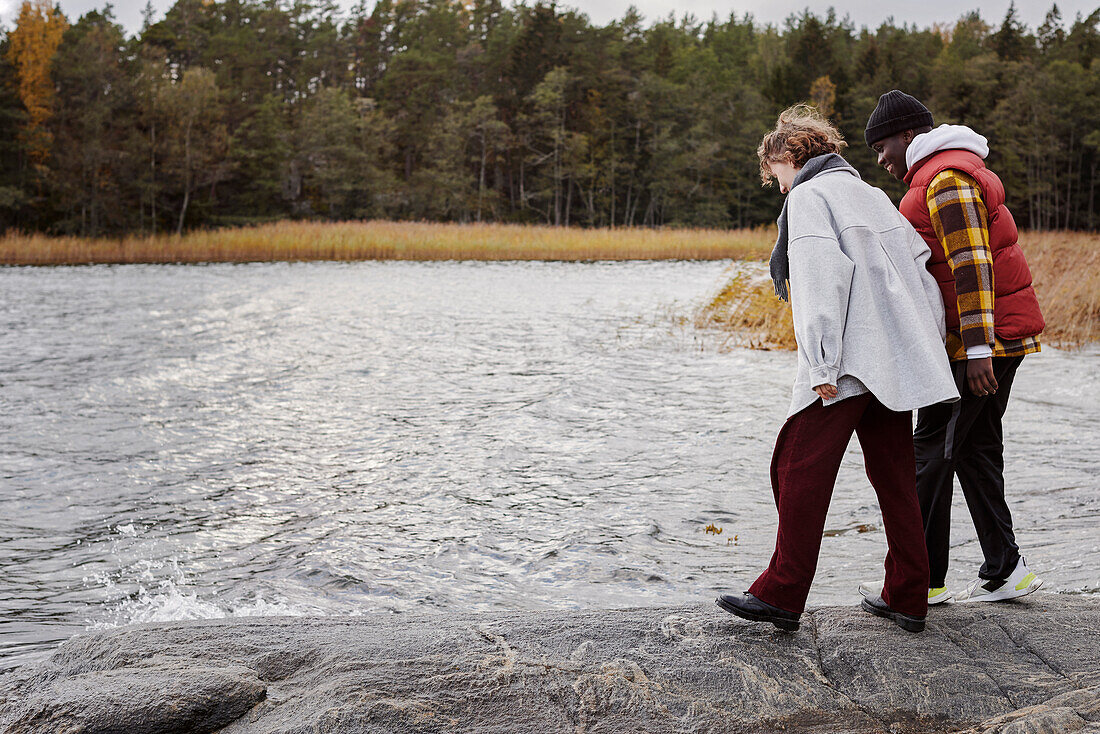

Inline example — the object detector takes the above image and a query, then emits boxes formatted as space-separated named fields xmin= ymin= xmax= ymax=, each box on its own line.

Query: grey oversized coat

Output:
xmin=784 ymin=164 xmax=960 ymax=418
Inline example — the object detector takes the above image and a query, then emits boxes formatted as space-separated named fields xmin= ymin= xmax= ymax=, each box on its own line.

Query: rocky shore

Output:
xmin=1 ymin=594 xmax=1098 ymax=733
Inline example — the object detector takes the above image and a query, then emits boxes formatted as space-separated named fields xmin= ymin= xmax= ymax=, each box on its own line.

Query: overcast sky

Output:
xmin=0 ymin=0 xmax=1095 ymax=37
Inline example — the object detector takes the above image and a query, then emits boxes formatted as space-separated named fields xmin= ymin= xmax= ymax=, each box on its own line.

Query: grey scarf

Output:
xmin=770 ymin=153 xmax=858 ymax=301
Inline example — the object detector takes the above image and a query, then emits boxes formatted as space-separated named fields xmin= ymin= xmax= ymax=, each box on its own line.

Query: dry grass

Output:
xmin=0 ymin=220 xmax=775 ymax=265
xmin=4 ymin=222 xmax=1093 ymax=348
xmin=693 ymin=264 xmax=796 ymax=351
xmin=695 ymin=231 xmax=1099 ymax=351
xmin=1024 ymin=231 xmax=1099 ymax=348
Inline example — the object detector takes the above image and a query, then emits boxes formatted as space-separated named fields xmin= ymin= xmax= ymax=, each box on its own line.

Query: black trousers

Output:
xmin=914 ymin=356 xmax=1024 ymax=588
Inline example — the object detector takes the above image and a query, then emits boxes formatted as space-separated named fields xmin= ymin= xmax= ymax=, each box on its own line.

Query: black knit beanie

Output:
xmin=864 ymin=90 xmax=934 ymax=146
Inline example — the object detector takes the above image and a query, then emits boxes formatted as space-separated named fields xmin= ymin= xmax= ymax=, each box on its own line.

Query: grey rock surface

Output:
xmin=1 ymin=594 xmax=1097 ymax=733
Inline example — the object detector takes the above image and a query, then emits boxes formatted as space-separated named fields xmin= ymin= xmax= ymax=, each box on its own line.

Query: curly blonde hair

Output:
xmin=757 ymin=104 xmax=847 ymax=186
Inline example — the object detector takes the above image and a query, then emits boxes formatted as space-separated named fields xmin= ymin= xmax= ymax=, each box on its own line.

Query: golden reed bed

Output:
xmin=1 ymin=221 xmax=1095 ymax=349
xmin=695 ymin=230 xmax=1098 ymax=350
xmin=0 ymin=220 xmax=774 ymax=264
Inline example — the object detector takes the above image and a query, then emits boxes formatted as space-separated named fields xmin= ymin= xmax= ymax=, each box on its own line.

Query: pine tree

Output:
xmin=51 ymin=7 xmax=132 ymax=235
xmin=0 ymin=33 xmax=30 ymax=230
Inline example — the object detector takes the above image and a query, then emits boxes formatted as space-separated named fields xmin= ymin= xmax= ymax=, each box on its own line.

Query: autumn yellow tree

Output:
xmin=7 ymin=0 xmax=68 ymax=168
xmin=809 ymin=75 xmax=837 ymax=119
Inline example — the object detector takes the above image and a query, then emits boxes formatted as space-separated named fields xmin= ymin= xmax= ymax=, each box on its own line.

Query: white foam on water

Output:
xmin=114 ymin=523 xmax=139 ymax=537
xmin=83 ymin=525 xmax=348 ymax=630
xmin=87 ymin=579 xmax=328 ymax=630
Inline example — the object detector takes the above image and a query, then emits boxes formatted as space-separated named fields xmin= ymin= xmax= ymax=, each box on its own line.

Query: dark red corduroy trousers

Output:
xmin=748 ymin=393 xmax=930 ymax=618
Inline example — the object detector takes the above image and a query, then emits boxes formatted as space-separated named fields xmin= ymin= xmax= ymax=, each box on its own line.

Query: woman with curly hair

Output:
xmin=714 ymin=105 xmax=959 ymax=633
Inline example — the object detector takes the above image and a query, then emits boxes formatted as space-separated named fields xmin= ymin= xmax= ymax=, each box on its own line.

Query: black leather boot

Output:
xmin=860 ymin=595 xmax=926 ymax=633
xmin=715 ymin=592 xmax=801 ymax=632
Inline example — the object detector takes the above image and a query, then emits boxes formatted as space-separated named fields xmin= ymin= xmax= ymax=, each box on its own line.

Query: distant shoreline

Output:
xmin=0 ymin=220 xmax=775 ymax=266
xmin=2 ymin=221 xmax=1094 ymax=349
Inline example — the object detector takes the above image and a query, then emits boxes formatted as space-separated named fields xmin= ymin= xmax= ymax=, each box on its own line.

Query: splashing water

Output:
xmin=0 ymin=261 xmax=1096 ymax=670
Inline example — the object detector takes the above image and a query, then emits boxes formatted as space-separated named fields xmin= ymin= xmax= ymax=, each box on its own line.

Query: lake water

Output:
xmin=0 ymin=261 xmax=1097 ymax=670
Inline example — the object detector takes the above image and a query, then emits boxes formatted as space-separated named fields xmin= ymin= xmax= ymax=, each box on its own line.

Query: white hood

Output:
xmin=906 ymin=124 xmax=989 ymax=170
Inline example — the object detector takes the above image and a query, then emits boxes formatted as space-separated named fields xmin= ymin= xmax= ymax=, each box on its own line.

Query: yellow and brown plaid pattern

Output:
xmin=926 ymin=170 xmax=1041 ymax=362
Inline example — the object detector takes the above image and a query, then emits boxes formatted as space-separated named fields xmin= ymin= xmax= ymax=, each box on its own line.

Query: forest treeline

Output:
xmin=0 ymin=0 xmax=1097 ymax=236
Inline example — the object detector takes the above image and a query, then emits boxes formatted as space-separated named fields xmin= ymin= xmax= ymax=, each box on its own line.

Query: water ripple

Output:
xmin=0 ymin=261 xmax=1096 ymax=669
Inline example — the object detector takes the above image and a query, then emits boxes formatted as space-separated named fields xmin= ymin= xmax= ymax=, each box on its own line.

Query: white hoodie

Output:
xmin=906 ymin=124 xmax=989 ymax=170
xmin=905 ymin=123 xmax=994 ymax=360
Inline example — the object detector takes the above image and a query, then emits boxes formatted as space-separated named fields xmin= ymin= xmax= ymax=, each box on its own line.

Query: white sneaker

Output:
xmin=858 ymin=581 xmax=953 ymax=605
xmin=927 ymin=586 xmax=953 ymax=605
xmin=954 ymin=557 xmax=1043 ymax=603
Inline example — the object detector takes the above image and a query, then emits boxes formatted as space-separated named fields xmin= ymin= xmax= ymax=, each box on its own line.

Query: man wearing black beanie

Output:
xmin=864 ymin=90 xmax=934 ymax=151
xmin=861 ymin=90 xmax=1046 ymax=607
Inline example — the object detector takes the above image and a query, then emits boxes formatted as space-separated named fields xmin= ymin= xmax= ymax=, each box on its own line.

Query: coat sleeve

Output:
xmin=787 ymin=188 xmax=855 ymax=389
xmin=925 ymin=169 xmax=995 ymax=353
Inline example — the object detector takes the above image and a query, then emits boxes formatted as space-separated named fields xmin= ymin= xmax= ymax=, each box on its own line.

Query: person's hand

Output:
xmin=966 ymin=357 xmax=998 ymax=397
xmin=814 ymin=384 xmax=838 ymax=400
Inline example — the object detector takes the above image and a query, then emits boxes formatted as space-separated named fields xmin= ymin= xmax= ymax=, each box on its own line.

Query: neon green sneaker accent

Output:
xmin=928 ymin=586 xmax=953 ymax=604
xmin=1015 ymin=572 xmax=1036 ymax=591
